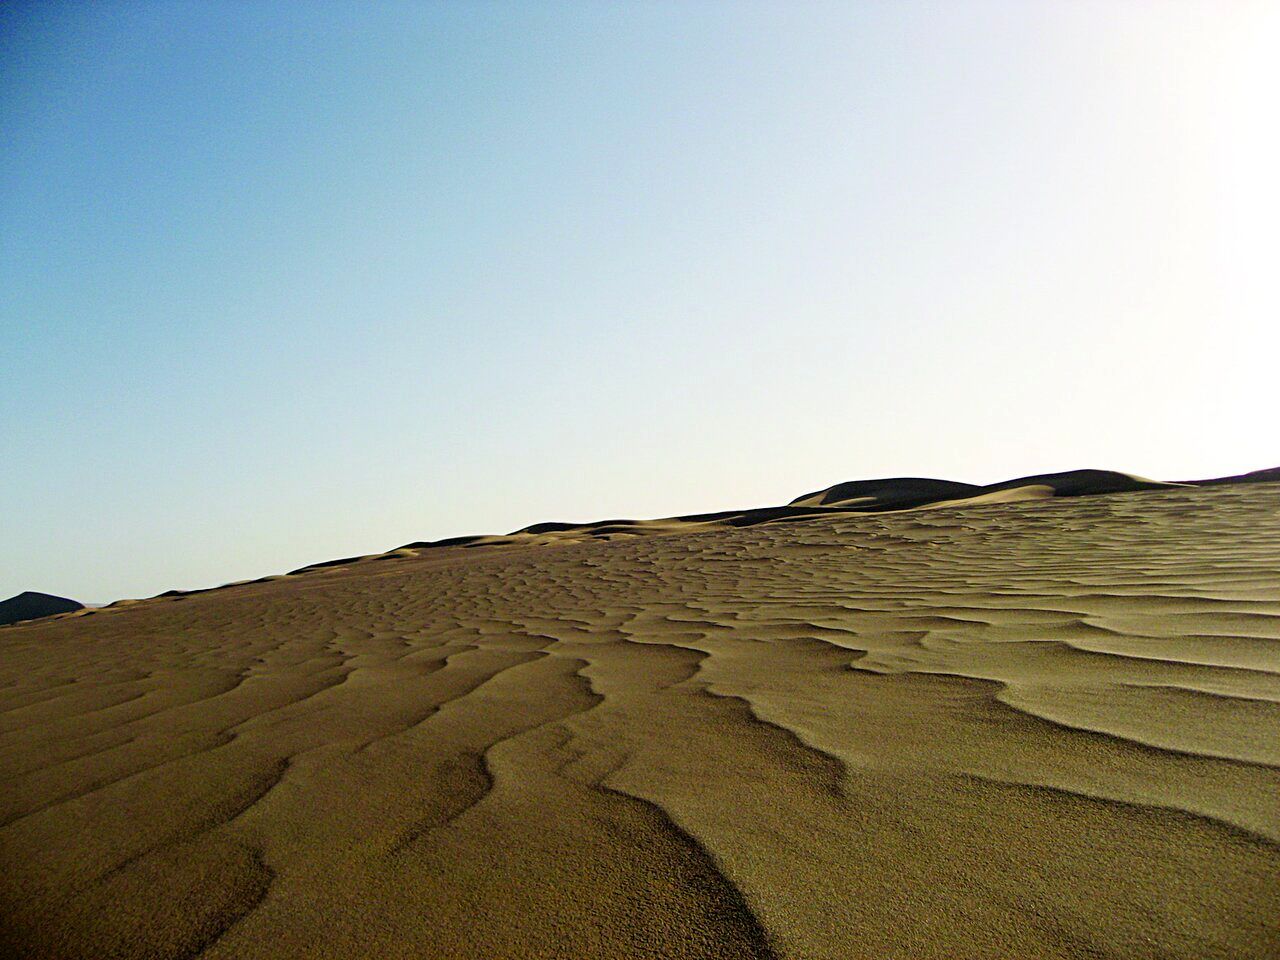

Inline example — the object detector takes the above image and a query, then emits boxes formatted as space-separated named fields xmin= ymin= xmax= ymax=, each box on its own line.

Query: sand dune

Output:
xmin=792 ymin=468 xmax=1177 ymax=510
xmin=56 ymin=467 xmax=1265 ymax=595
xmin=0 ymin=592 xmax=83 ymax=627
xmin=260 ymin=467 xmax=1246 ymax=566
xmin=2 ymin=478 xmax=1279 ymax=958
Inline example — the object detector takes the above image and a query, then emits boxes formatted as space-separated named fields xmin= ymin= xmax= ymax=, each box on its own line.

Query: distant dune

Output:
xmin=1187 ymin=466 xmax=1280 ymax=486
xmin=274 ymin=464 xmax=1272 ymax=575
xmin=1 ymin=471 xmax=1278 ymax=958
xmin=0 ymin=591 xmax=82 ymax=627
xmin=52 ymin=464 xmax=1270 ymax=610
xmin=793 ymin=467 xmax=1176 ymax=508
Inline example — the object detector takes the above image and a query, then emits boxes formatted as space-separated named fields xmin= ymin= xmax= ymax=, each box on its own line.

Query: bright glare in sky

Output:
xmin=1 ymin=1 xmax=1277 ymax=602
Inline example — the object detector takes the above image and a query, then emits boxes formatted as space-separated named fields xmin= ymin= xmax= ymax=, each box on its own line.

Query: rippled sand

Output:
xmin=2 ymin=483 xmax=1278 ymax=958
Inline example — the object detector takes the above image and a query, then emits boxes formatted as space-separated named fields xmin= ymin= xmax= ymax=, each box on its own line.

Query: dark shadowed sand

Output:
xmin=2 ymin=480 xmax=1278 ymax=958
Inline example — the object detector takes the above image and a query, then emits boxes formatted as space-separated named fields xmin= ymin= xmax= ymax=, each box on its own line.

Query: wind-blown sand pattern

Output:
xmin=2 ymin=481 xmax=1278 ymax=958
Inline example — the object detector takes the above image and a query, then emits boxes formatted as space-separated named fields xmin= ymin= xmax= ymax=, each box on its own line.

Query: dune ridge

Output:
xmin=1 ymin=477 xmax=1278 ymax=957
xmin=16 ymin=465 xmax=1267 ymax=617
xmin=277 ymin=466 xmax=1274 ymax=580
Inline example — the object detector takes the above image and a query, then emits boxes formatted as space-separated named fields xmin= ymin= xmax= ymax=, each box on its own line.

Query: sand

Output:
xmin=1 ymin=480 xmax=1278 ymax=958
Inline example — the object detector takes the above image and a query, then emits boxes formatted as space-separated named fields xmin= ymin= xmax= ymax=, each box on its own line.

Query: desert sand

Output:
xmin=1 ymin=476 xmax=1278 ymax=958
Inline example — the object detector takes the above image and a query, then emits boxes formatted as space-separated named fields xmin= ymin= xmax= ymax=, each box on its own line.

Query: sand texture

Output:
xmin=2 ymin=481 xmax=1279 ymax=958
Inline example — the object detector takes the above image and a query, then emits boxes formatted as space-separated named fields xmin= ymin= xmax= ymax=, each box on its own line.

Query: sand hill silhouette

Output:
xmin=0 ymin=591 xmax=83 ymax=627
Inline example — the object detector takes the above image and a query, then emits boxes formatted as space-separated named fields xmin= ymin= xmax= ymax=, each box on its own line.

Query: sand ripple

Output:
xmin=2 ymin=483 xmax=1278 ymax=957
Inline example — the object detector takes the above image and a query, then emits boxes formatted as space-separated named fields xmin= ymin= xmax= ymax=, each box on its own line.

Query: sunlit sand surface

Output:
xmin=2 ymin=481 xmax=1278 ymax=958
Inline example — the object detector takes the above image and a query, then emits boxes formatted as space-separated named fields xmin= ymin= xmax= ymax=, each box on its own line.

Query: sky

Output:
xmin=2 ymin=1 xmax=1277 ymax=603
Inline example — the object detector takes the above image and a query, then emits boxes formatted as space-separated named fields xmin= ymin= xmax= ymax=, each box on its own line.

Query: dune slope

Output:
xmin=1 ymin=482 xmax=1279 ymax=958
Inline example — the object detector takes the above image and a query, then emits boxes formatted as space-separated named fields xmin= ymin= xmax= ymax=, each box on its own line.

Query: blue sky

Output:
xmin=3 ymin=1 xmax=1277 ymax=602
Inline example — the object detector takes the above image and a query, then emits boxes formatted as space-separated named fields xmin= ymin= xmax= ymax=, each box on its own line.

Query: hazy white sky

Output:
xmin=2 ymin=1 xmax=1277 ymax=602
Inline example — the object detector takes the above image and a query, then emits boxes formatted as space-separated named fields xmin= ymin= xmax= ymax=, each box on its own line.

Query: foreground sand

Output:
xmin=2 ymin=483 xmax=1278 ymax=958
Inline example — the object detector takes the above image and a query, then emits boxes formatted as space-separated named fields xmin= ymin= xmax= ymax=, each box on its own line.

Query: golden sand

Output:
xmin=2 ymin=481 xmax=1278 ymax=958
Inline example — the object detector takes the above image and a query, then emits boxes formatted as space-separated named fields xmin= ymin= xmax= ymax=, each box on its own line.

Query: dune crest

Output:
xmin=277 ymin=465 xmax=1266 ymax=583
xmin=37 ymin=465 xmax=1272 ymax=616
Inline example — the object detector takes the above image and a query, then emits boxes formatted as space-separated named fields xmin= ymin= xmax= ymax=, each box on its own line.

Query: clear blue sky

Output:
xmin=3 ymin=1 xmax=1277 ymax=602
